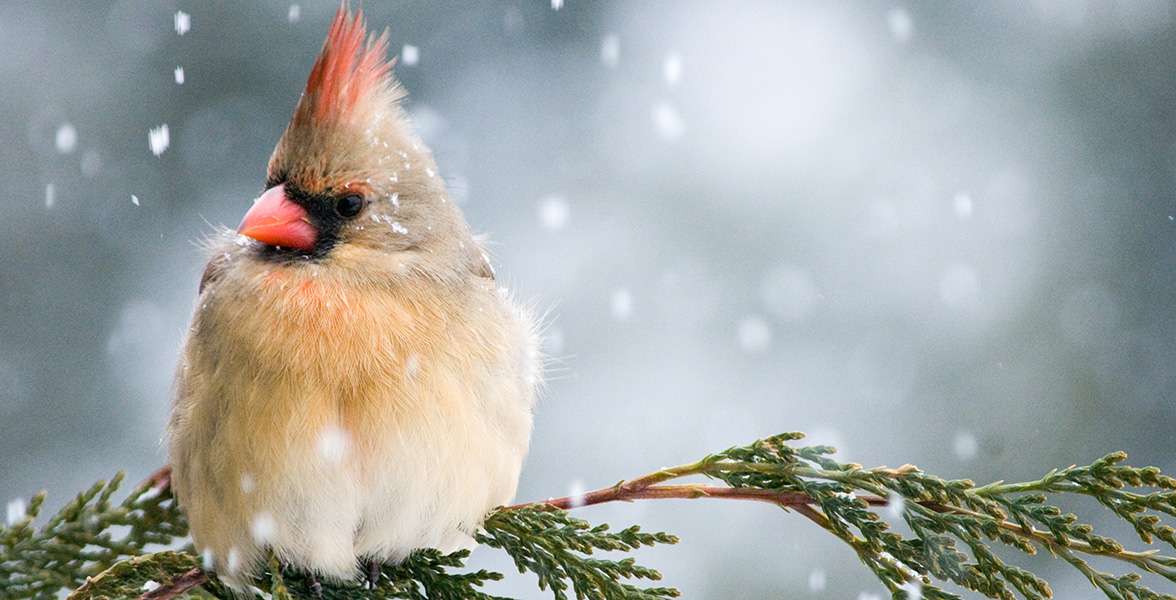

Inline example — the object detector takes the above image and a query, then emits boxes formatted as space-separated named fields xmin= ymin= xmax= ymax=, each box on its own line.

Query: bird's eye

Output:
xmin=335 ymin=194 xmax=364 ymax=218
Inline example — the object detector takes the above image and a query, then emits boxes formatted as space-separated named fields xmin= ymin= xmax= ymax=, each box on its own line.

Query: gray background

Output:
xmin=3 ymin=1 xmax=1176 ymax=598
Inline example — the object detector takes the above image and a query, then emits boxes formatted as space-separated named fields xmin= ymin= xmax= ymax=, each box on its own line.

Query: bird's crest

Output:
xmin=294 ymin=6 xmax=397 ymax=126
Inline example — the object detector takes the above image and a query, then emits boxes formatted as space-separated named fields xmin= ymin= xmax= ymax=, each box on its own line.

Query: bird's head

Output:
xmin=237 ymin=7 xmax=477 ymax=277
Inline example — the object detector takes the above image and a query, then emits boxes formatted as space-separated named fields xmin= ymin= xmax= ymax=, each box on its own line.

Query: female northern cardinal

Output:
xmin=167 ymin=7 xmax=540 ymax=591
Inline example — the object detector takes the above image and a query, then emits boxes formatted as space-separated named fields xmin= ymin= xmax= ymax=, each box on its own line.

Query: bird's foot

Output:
xmin=305 ymin=571 xmax=323 ymax=600
xmin=365 ymin=560 xmax=381 ymax=589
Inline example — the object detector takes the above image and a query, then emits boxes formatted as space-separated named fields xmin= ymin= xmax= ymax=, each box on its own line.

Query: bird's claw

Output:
xmin=365 ymin=560 xmax=381 ymax=589
xmin=306 ymin=571 xmax=323 ymax=600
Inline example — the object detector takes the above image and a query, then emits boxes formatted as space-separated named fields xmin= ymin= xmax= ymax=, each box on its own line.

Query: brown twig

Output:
xmin=144 ymin=464 xmax=172 ymax=490
xmin=140 ymin=568 xmax=209 ymax=600
xmin=509 ymin=481 xmax=895 ymax=511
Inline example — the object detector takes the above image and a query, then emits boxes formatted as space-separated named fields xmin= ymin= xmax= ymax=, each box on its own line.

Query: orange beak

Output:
xmin=237 ymin=184 xmax=318 ymax=252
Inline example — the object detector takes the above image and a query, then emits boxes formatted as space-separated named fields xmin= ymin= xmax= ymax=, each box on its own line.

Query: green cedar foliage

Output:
xmin=2 ymin=433 xmax=1175 ymax=600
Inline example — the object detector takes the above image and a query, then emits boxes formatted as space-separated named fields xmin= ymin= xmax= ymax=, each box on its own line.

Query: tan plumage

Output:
xmin=167 ymin=7 xmax=539 ymax=590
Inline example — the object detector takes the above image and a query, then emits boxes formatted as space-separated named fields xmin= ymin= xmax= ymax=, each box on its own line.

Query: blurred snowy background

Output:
xmin=3 ymin=1 xmax=1176 ymax=597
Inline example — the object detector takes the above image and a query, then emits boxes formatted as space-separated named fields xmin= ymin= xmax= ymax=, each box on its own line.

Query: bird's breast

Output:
xmin=191 ymin=261 xmax=469 ymax=443
xmin=215 ymin=264 xmax=449 ymax=369
xmin=171 ymin=253 xmax=536 ymax=581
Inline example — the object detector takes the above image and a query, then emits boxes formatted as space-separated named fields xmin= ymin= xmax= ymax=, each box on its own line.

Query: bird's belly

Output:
xmin=171 ymin=274 xmax=536 ymax=584
xmin=228 ymin=358 xmax=530 ymax=581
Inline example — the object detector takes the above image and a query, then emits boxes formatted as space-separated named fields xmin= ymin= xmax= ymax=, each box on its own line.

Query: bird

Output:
xmin=166 ymin=6 xmax=541 ymax=592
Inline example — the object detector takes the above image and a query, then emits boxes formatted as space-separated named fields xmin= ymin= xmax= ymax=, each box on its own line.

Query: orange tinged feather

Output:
xmin=297 ymin=7 xmax=393 ymax=126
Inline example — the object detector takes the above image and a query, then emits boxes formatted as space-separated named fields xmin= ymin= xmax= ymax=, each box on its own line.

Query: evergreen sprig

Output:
xmin=257 ymin=548 xmax=506 ymax=600
xmin=239 ymin=506 xmax=679 ymax=600
xmin=680 ymin=433 xmax=1176 ymax=599
xmin=0 ymin=472 xmax=186 ymax=600
xmin=1 ymin=474 xmax=677 ymax=600
xmin=477 ymin=506 xmax=679 ymax=600
xmin=4 ymin=432 xmax=1176 ymax=600
xmin=66 ymin=551 xmax=209 ymax=600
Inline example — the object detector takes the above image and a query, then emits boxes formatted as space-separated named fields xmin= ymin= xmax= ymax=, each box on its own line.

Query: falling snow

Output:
xmin=885 ymin=492 xmax=906 ymax=520
xmin=240 ymin=473 xmax=255 ymax=494
xmin=663 ymin=53 xmax=682 ymax=86
xmin=402 ymin=44 xmax=419 ymax=66
xmin=539 ymin=196 xmax=570 ymax=230
xmin=316 ymin=425 xmax=351 ymax=465
xmin=6 ymin=498 xmax=26 ymax=525
xmin=738 ymin=316 xmax=772 ymax=353
xmin=131 ymin=195 xmax=140 ymax=206
xmin=250 ymin=511 xmax=278 ymax=543
xmin=808 ymin=569 xmax=826 ymax=592
xmin=226 ymin=548 xmax=241 ymax=573
xmin=287 ymin=5 xmax=301 ymax=23
xmin=149 ymin=124 xmax=170 ymax=156
xmin=201 ymin=548 xmax=214 ymax=571
xmin=142 ymin=581 xmax=161 ymax=592
xmin=600 ymin=34 xmax=620 ymax=68
xmin=857 ymin=593 xmax=883 ymax=600
xmin=174 ymin=66 xmax=184 ymax=84
xmin=953 ymin=191 xmax=973 ymax=218
xmin=551 ymin=0 xmax=563 ymax=10
xmin=652 ymin=102 xmax=685 ymax=140
xmin=900 ymin=580 xmax=923 ymax=600
xmin=174 ymin=11 xmax=191 ymax=35
xmin=44 ymin=183 xmax=55 ymax=209
xmin=953 ymin=430 xmax=979 ymax=461
xmin=405 ymin=354 xmax=421 ymax=377
xmin=567 ymin=479 xmax=587 ymax=508
xmin=55 ymin=123 xmax=77 ymax=153
xmin=610 ymin=288 xmax=633 ymax=320
xmin=888 ymin=8 xmax=914 ymax=43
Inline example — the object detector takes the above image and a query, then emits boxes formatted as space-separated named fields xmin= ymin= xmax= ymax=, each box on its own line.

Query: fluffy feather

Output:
xmin=297 ymin=8 xmax=395 ymax=128
xmin=167 ymin=6 xmax=540 ymax=590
